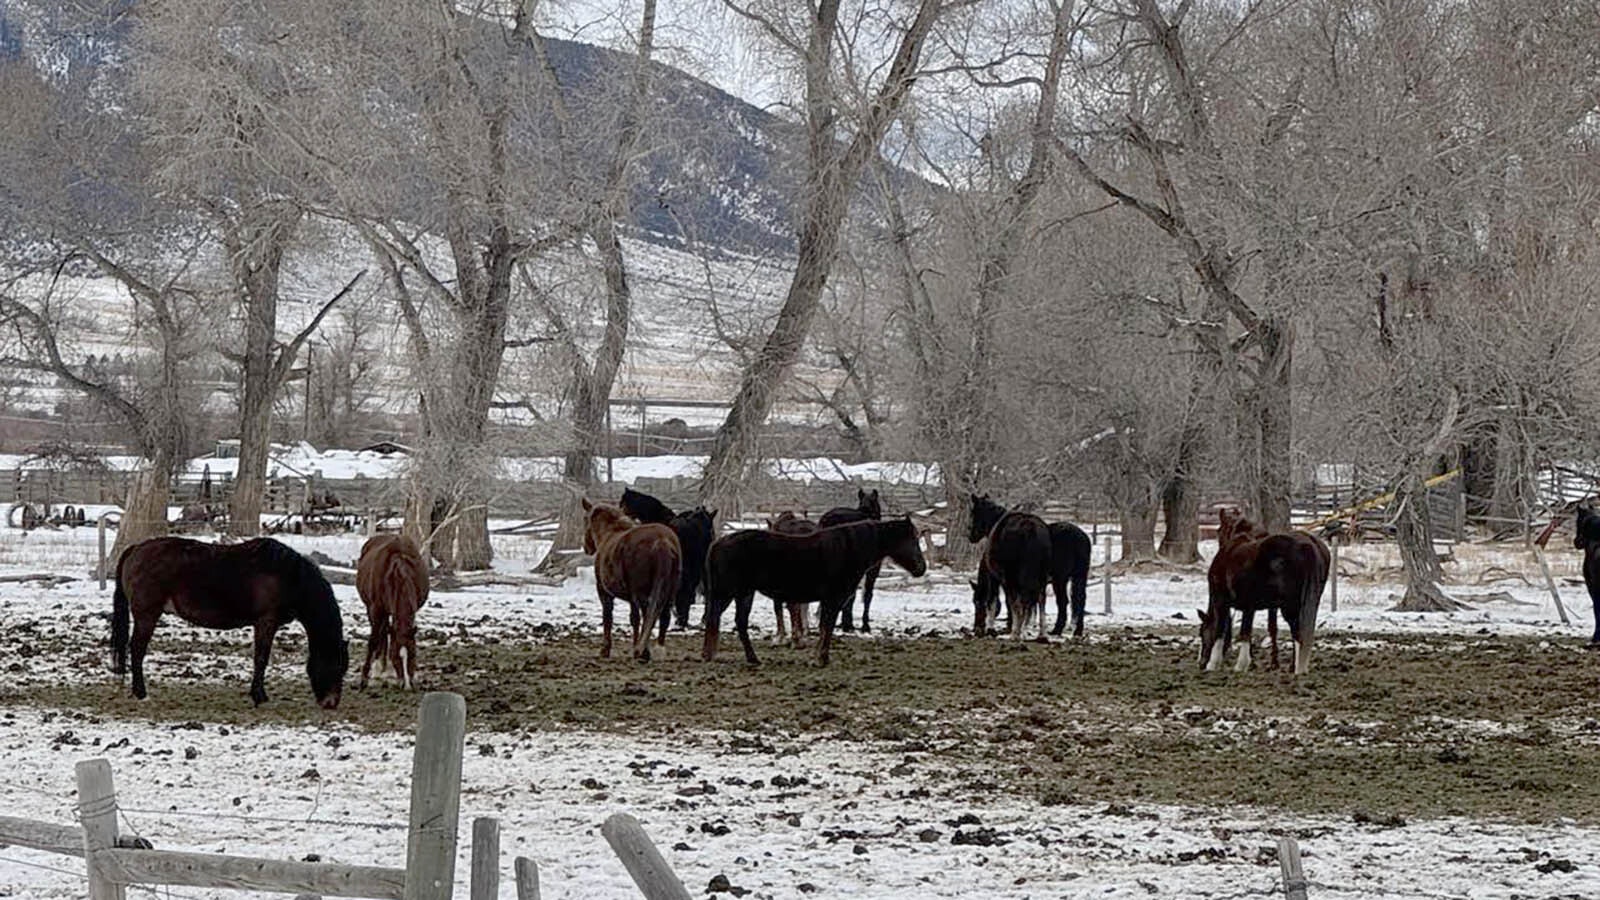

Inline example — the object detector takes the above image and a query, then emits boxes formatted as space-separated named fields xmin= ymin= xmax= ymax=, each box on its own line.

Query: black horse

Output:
xmin=619 ymin=488 xmax=717 ymax=630
xmin=113 ymin=537 xmax=350 ymax=707
xmin=968 ymin=497 xmax=1091 ymax=638
xmin=702 ymin=517 xmax=927 ymax=666
xmin=818 ymin=488 xmax=884 ymax=632
xmin=968 ymin=494 xmax=1053 ymax=641
xmin=1575 ymin=505 xmax=1600 ymax=644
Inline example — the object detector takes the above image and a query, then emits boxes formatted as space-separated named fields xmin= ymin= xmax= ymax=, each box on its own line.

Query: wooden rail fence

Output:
xmin=0 ymin=692 xmax=697 ymax=899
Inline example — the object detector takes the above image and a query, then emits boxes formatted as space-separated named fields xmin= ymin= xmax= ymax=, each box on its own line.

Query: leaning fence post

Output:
xmin=1102 ymin=536 xmax=1113 ymax=616
xmin=1329 ymin=539 xmax=1339 ymax=614
xmin=513 ymin=857 xmax=541 ymax=900
xmin=470 ymin=817 xmax=499 ymax=900
xmin=97 ymin=512 xmax=113 ymax=590
xmin=1533 ymin=546 xmax=1572 ymax=626
xmin=405 ymin=692 xmax=467 ymax=900
xmin=77 ymin=758 xmax=124 ymax=900
xmin=1277 ymin=837 xmax=1308 ymax=900
xmin=601 ymin=813 xmax=691 ymax=900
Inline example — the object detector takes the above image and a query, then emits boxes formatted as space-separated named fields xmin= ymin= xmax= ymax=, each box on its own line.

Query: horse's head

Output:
xmin=310 ymin=639 xmax=349 ymax=710
xmin=885 ymin=516 xmax=928 ymax=577
xmin=1195 ymin=607 xmax=1228 ymax=670
xmin=619 ymin=488 xmax=672 ymax=524
xmin=1575 ymin=504 xmax=1600 ymax=552
xmin=968 ymin=494 xmax=1004 ymax=543
xmin=857 ymin=488 xmax=882 ymax=518
xmin=1216 ymin=506 xmax=1264 ymax=546
xmin=582 ymin=499 xmax=633 ymax=555
xmin=683 ymin=506 xmax=716 ymax=542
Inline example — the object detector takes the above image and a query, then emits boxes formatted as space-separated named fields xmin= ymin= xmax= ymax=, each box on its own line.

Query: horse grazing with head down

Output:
xmin=355 ymin=534 xmax=430 ymax=690
xmin=112 ymin=537 xmax=349 ymax=708
xmin=967 ymin=496 xmax=1091 ymax=638
xmin=1574 ymin=504 xmax=1600 ymax=644
xmin=969 ymin=494 xmax=1053 ymax=641
xmin=818 ymin=489 xmax=884 ymax=631
xmin=703 ymin=517 xmax=927 ymax=666
xmin=583 ymin=498 xmax=682 ymax=661
xmin=1200 ymin=507 xmax=1329 ymax=675
xmin=619 ymin=488 xmax=717 ymax=630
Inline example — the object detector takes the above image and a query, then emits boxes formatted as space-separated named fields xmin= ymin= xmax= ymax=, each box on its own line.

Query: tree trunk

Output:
xmin=1253 ymin=318 xmax=1294 ymax=532
xmin=1157 ymin=472 xmax=1200 ymax=563
xmin=1390 ymin=470 xmax=1467 ymax=611
xmin=107 ymin=448 xmax=174 ymax=575
xmin=941 ymin=479 xmax=979 ymax=568
xmin=1120 ymin=503 xmax=1158 ymax=561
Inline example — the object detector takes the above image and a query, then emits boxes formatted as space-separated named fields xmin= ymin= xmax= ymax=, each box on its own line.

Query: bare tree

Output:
xmin=697 ymin=0 xmax=949 ymax=514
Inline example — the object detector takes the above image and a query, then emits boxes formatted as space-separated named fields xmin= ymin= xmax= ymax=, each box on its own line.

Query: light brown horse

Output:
xmin=583 ymin=498 xmax=682 ymax=661
xmin=356 ymin=534 xmax=429 ymax=690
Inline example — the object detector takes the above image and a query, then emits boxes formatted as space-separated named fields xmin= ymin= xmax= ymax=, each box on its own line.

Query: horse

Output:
xmin=817 ymin=488 xmax=884 ymax=631
xmin=1199 ymin=507 xmax=1329 ymax=675
xmin=112 ymin=537 xmax=349 ymax=708
xmin=1574 ymin=504 xmax=1600 ymax=644
xmin=619 ymin=488 xmax=717 ymax=630
xmin=967 ymin=496 xmax=1090 ymax=638
xmin=583 ymin=498 xmax=682 ymax=661
xmin=703 ymin=517 xmax=927 ymax=666
xmin=968 ymin=493 xmax=1053 ymax=641
xmin=355 ymin=534 xmax=430 ymax=690
xmin=765 ymin=511 xmax=819 ymax=644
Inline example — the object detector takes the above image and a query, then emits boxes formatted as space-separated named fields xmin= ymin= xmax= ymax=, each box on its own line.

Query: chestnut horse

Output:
xmin=619 ymin=488 xmax=717 ymax=630
xmin=355 ymin=534 xmax=430 ymax=690
xmin=766 ymin=511 xmax=818 ymax=644
xmin=1200 ymin=508 xmax=1329 ymax=674
xmin=1575 ymin=504 xmax=1600 ymax=644
xmin=583 ymin=498 xmax=682 ymax=661
xmin=112 ymin=537 xmax=349 ymax=708
xmin=703 ymin=517 xmax=927 ymax=666
xmin=969 ymin=494 xmax=1052 ymax=641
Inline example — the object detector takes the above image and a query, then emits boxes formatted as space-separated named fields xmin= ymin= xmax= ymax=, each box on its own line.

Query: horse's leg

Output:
xmin=598 ymin=590 xmax=615 ymax=659
xmin=1007 ymin=583 xmax=1026 ymax=642
xmin=1268 ymin=607 xmax=1280 ymax=670
xmin=674 ymin=578 xmax=694 ymax=632
xmin=129 ymin=612 xmax=159 ymax=700
xmin=1234 ymin=609 xmax=1255 ymax=673
xmin=1205 ymin=605 xmax=1228 ymax=672
xmin=701 ymin=590 xmax=724 ymax=662
xmin=627 ymin=601 xmax=641 ymax=649
xmin=1050 ymin=575 xmax=1069 ymax=637
xmin=816 ymin=596 xmax=844 ymax=667
xmin=771 ymin=598 xmax=788 ymax=645
xmin=789 ymin=603 xmax=807 ymax=649
xmin=359 ymin=610 xmax=387 ymax=690
xmin=860 ymin=563 xmax=880 ymax=632
xmin=735 ymin=593 xmax=759 ymax=665
xmin=1587 ymin=552 xmax=1600 ymax=644
xmin=250 ymin=621 xmax=278 ymax=706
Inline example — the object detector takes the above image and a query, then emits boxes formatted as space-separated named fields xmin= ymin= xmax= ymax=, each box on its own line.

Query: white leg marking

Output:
xmin=1234 ymin=641 xmax=1251 ymax=673
xmin=1294 ymin=640 xmax=1309 ymax=675
xmin=1206 ymin=641 xmax=1225 ymax=671
xmin=400 ymin=647 xmax=412 ymax=690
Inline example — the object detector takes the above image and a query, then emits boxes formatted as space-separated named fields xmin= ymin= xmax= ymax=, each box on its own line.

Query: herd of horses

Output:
xmin=104 ymin=485 xmax=1600 ymax=708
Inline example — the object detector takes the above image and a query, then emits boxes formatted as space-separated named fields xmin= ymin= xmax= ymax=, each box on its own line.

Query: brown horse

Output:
xmin=766 ymin=511 xmax=818 ymax=644
xmin=583 ymin=498 xmax=682 ymax=661
xmin=1201 ymin=508 xmax=1329 ymax=675
xmin=112 ymin=537 xmax=349 ymax=708
xmin=355 ymin=534 xmax=430 ymax=690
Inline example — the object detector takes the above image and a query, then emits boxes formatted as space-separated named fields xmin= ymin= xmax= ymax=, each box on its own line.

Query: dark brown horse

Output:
xmin=1575 ymin=504 xmax=1600 ymax=644
xmin=766 ymin=511 xmax=818 ymax=644
xmin=969 ymin=494 xmax=1052 ymax=641
xmin=967 ymin=496 xmax=1092 ymax=638
xmin=583 ymin=498 xmax=682 ymax=661
xmin=619 ymin=488 xmax=717 ymax=630
xmin=818 ymin=489 xmax=884 ymax=631
xmin=703 ymin=518 xmax=927 ymax=666
xmin=112 ymin=537 xmax=349 ymax=708
xmin=1200 ymin=508 xmax=1329 ymax=674
xmin=355 ymin=534 xmax=429 ymax=690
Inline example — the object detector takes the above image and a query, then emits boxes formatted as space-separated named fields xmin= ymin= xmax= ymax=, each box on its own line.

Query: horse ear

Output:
xmin=581 ymin=497 xmax=593 ymax=511
xmin=968 ymin=579 xmax=979 ymax=589
xmin=858 ymin=487 xmax=867 ymax=501
xmin=1195 ymin=608 xmax=1208 ymax=623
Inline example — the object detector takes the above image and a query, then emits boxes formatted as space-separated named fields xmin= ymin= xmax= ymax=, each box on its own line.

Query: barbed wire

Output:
xmin=0 ymin=852 xmax=89 ymax=881
xmin=121 ymin=806 xmax=408 ymax=833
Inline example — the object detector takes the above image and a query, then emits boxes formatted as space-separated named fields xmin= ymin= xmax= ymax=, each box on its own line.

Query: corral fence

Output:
xmin=0 ymin=692 xmax=700 ymax=900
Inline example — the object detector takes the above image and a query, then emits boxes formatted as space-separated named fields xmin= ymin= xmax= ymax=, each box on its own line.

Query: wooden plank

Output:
xmin=93 ymin=848 xmax=404 ymax=898
xmin=1277 ymin=837 xmax=1308 ymax=900
xmin=0 ymin=814 xmax=85 ymax=857
xmin=405 ymin=692 xmax=467 ymax=900
xmin=76 ymin=758 xmax=124 ymax=900
xmin=1102 ymin=537 xmax=1113 ymax=616
xmin=470 ymin=817 xmax=499 ymax=900
xmin=513 ymin=857 xmax=540 ymax=900
xmin=1533 ymin=547 xmax=1572 ymax=626
xmin=600 ymin=813 xmax=691 ymax=900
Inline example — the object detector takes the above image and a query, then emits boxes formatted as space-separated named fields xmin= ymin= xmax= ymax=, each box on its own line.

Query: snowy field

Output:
xmin=1 ymin=524 xmax=1597 ymax=898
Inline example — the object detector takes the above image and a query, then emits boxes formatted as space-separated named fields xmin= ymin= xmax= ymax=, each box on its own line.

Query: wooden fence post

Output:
xmin=98 ymin=512 xmax=114 ymax=589
xmin=513 ymin=857 xmax=540 ymax=900
xmin=600 ymin=813 xmax=691 ymax=900
xmin=470 ymin=818 xmax=499 ymax=900
xmin=1277 ymin=837 xmax=1308 ymax=900
xmin=76 ymin=758 xmax=124 ymax=900
xmin=1102 ymin=536 xmax=1113 ymax=616
xmin=405 ymin=692 xmax=467 ymax=900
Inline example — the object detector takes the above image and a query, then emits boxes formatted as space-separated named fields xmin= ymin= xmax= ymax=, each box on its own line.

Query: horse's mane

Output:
xmin=246 ymin=539 xmax=342 ymax=639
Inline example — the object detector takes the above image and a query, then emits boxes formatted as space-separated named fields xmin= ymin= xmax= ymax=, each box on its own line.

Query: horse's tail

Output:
xmin=111 ymin=560 xmax=130 ymax=679
xmin=1295 ymin=541 xmax=1325 ymax=675
xmin=643 ymin=544 xmax=682 ymax=650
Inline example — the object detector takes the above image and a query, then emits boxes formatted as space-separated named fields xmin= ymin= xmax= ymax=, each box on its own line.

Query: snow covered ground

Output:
xmin=0 ymin=524 xmax=1596 ymax=898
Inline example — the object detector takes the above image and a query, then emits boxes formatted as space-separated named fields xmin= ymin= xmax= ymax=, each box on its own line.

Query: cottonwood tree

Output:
xmin=697 ymin=0 xmax=950 ymax=514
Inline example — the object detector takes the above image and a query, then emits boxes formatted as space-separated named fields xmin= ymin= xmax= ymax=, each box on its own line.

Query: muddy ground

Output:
xmin=7 ymin=616 xmax=1600 ymax=824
